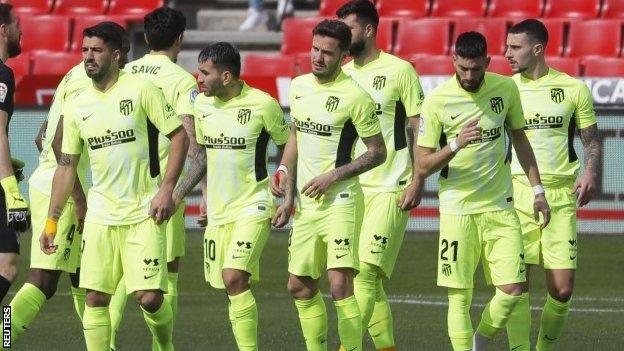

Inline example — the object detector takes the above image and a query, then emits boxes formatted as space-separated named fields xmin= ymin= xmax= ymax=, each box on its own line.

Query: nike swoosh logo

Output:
xmin=511 ymin=345 xmax=523 ymax=350
xmin=202 ymin=114 xmax=211 ymax=119
xmin=82 ymin=113 xmax=93 ymax=121
xmin=336 ymin=254 xmax=348 ymax=259
xmin=143 ymin=273 xmax=158 ymax=279
xmin=370 ymin=250 xmax=383 ymax=254
xmin=570 ymin=255 xmax=577 ymax=260
xmin=544 ymin=335 xmax=558 ymax=341
xmin=295 ymin=95 xmax=303 ymax=99
xmin=451 ymin=113 xmax=461 ymax=120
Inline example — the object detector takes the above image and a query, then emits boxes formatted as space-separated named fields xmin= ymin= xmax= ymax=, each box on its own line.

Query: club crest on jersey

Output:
xmin=551 ymin=88 xmax=565 ymax=103
xmin=237 ymin=108 xmax=251 ymax=124
xmin=373 ymin=75 xmax=386 ymax=90
xmin=325 ymin=96 xmax=340 ymax=112
xmin=490 ymin=97 xmax=504 ymax=114
xmin=119 ymin=99 xmax=134 ymax=116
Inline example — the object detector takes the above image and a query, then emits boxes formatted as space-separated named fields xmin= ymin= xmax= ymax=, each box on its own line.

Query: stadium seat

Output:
xmin=282 ymin=17 xmax=326 ymax=54
xmin=430 ymin=0 xmax=487 ymax=17
xmin=394 ymin=19 xmax=450 ymax=56
xmin=32 ymin=52 xmax=82 ymax=75
xmin=544 ymin=0 xmax=601 ymax=19
xmin=9 ymin=0 xmax=53 ymax=15
xmin=318 ymin=0 xmax=351 ymax=17
xmin=408 ymin=55 xmax=454 ymax=75
xmin=241 ymin=54 xmax=297 ymax=77
xmin=487 ymin=56 xmax=513 ymax=75
xmin=547 ymin=56 xmax=580 ymax=76
xmin=376 ymin=0 xmax=429 ymax=19
xmin=108 ymin=0 xmax=164 ymax=20
xmin=20 ymin=16 xmax=71 ymax=53
xmin=583 ymin=57 xmax=624 ymax=76
xmin=453 ymin=18 xmax=508 ymax=55
xmin=296 ymin=53 xmax=312 ymax=74
xmin=601 ymin=0 xmax=624 ymax=19
xmin=52 ymin=0 xmax=108 ymax=16
xmin=566 ymin=20 xmax=622 ymax=58
xmin=5 ymin=53 xmax=31 ymax=80
xmin=487 ymin=0 xmax=544 ymax=18
xmin=376 ymin=18 xmax=394 ymax=53
xmin=71 ymin=15 xmax=127 ymax=52
xmin=541 ymin=19 xmax=566 ymax=57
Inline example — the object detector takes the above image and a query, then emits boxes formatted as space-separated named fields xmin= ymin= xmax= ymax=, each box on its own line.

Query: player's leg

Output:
xmin=109 ymin=276 xmax=128 ymax=350
xmin=0 ymin=197 xmax=19 ymax=303
xmin=69 ymin=269 xmax=86 ymax=320
xmin=367 ymin=277 xmax=395 ymax=351
xmin=537 ymin=269 xmax=574 ymax=351
xmin=164 ymin=204 xmax=186 ymax=323
xmin=288 ymin=274 xmax=326 ymax=351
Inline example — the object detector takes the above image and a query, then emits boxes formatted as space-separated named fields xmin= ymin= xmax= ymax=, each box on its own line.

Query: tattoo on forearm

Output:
xmin=579 ymin=124 xmax=600 ymax=175
xmin=173 ymin=144 xmax=207 ymax=200
xmin=52 ymin=206 xmax=63 ymax=220
xmin=58 ymin=153 xmax=73 ymax=166
xmin=331 ymin=133 xmax=386 ymax=182
xmin=286 ymin=166 xmax=297 ymax=201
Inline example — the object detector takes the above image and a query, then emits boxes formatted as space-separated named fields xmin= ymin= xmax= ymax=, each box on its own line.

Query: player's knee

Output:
xmin=0 ymin=264 xmax=17 ymax=283
xmin=287 ymin=278 xmax=314 ymax=299
xmin=497 ymin=283 xmax=523 ymax=296
xmin=550 ymin=286 xmax=573 ymax=302
xmin=86 ymin=291 xmax=110 ymax=307
xmin=222 ymin=269 xmax=249 ymax=295
xmin=136 ymin=290 xmax=164 ymax=312
xmin=167 ymin=259 xmax=179 ymax=273
xmin=328 ymin=277 xmax=352 ymax=300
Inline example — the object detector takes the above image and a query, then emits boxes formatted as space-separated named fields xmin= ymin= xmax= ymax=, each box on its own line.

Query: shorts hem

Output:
xmin=30 ymin=264 xmax=78 ymax=274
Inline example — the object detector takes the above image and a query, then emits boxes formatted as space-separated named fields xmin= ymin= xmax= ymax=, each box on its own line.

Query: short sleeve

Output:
xmin=574 ymin=83 xmax=597 ymax=129
xmin=398 ymin=63 xmax=424 ymax=117
xmin=174 ymin=75 xmax=199 ymax=117
xmin=504 ymin=83 xmax=525 ymax=130
xmin=416 ymin=97 xmax=442 ymax=149
xmin=0 ymin=65 xmax=15 ymax=113
xmin=262 ymin=98 xmax=289 ymax=145
xmin=351 ymin=91 xmax=380 ymax=138
xmin=60 ymin=107 xmax=83 ymax=155
xmin=141 ymin=82 xmax=181 ymax=136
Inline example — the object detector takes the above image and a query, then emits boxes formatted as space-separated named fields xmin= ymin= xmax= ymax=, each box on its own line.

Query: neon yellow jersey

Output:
xmin=125 ymin=54 xmax=199 ymax=180
xmin=418 ymin=73 xmax=525 ymax=215
xmin=343 ymin=52 xmax=424 ymax=192
xmin=29 ymin=62 xmax=90 ymax=201
xmin=61 ymin=71 xmax=181 ymax=225
xmin=511 ymin=68 xmax=597 ymax=186
xmin=194 ymin=82 xmax=289 ymax=225
xmin=289 ymin=71 xmax=380 ymax=210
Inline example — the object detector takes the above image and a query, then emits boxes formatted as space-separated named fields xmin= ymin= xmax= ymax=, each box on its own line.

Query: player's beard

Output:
xmin=312 ymin=59 xmax=340 ymax=80
xmin=459 ymin=74 xmax=484 ymax=92
xmin=7 ymin=38 xmax=20 ymax=58
xmin=349 ymin=39 xmax=365 ymax=57
xmin=85 ymin=60 xmax=110 ymax=82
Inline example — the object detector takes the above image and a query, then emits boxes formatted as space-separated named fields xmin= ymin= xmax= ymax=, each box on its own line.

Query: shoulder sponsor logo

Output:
xmin=119 ymin=99 xmax=134 ymax=116
xmin=0 ymin=82 xmax=7 ymax=103
xmin=551 ymin=88 xmax=565 ymax=103
xmin=490 ymin=96 xmax=504 ymax=114
xmin=237 ymin=108 xmax=251 ymax=124
xmin=190 ymin=89 xmax=199 ymax=104
xmin=373 ymin=75 xmax=386 ymax=90
xmin=325 ymin=96 xmax=340 ymax=112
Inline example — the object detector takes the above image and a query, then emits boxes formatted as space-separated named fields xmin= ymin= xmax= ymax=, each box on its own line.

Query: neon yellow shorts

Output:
xmin=288 ymin=196 xmax=364 ymax=280
xmin=79 ymin=218 xmax=167 ymax=295
xmin=203 ymin=216 xmax=270 ymax=289
xmin=28 ymin=187 xmax=82 ymax=273
xmin=358 ymin=191 xmax=408 ymax=278
xmin=165 ymin=204 xmax=186 ymax=262
xmin=437 ymin=209 xmax=526 ymax=289
xmin=513 ymin=178 xmax=577 ymax=269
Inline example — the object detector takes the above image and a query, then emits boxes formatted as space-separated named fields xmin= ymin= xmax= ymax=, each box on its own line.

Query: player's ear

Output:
xmin=485 ymin=56 xmax=491 ymax=69
xmin=533 ymin=42 xmax=544 ymax=56
xmin=365 ymin=23 xmax=374 ymax=39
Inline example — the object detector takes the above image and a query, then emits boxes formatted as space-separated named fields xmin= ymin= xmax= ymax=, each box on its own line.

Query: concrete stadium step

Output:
xmin=177 ymin=50 xmax=282 ymax=73
xmin=183 ymin=29 xmax=283 ymax=51
xmin=195 ymin=9 xmax=318 ymax=31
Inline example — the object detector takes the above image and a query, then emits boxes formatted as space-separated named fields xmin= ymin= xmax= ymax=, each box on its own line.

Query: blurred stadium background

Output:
xmin=4 ymin=0 xmax=624 ymax=349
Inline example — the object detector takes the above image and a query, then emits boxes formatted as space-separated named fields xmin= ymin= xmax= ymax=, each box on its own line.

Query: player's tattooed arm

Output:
xmin=180 ymin=114 xmax=200 ymax=158
xmin=52 ymin=116 xmax=87 ymax=210
xmin=575 ymin=123 xmax=600 ymax=206
xmin=48 ymin=152 xmax=80 ymax=220
xmin=172 ymin=141 xmax=207 ymax=204
xmin=399 ymin=116 xmax=424 ymax=211
xmin=35 ymin=119 xmax=48 ymax=153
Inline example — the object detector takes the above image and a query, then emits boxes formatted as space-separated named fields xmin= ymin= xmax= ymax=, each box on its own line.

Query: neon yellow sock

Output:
xmin=536 ymin=294 xmax=571 ymax=351
xmin=367 ymin=280 xmax=395 ymax=349
xmin=353 ymin=262 xmax=378 ymax=330
xmin=142 ymin=299 xmax=174 ymax=351
xmin=477 ymin=288 xmax=522 ymax=339
xmin=229 ymin=290 xmax=258 ymax=351
xmin=294 ymin=293 xmax=328 ymax=351
xmin=506 ymin=292 xmax=531 ymax=351
xmin=9 ymin=283 xmax=46 ymax=342
xmin=109 ymin=277 xmax=129 ymax=350
xmin=228 ymin=299 xmax=240 ymax=345
xmin=71 ymin=286 xmax=86 ymax=321
xmin=447 ymin=288 xmax=474 ymax=351
xmin=152 ymin=272 xmax=179 ymax=351
xmin=335 ymin=295 xmax=362 ymax=351
xmin=83 ymin=305 xmax=111 ymax=351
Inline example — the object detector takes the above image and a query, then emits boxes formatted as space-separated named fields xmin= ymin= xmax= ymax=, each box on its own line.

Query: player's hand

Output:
xmin=533 ymin=193 xmax=551 ymax=229
xmin=40 ymin=218 xmax=58 ymax=255
xmin=455 ymin=118 xmax=482 ymax=148
xmin=270 ymin=170 xmax=287 ymax=197
xmin=1 ymin=176 xmax=31 ymax=232
xmin=302 ymin=171 xmax=337 ymax=200
xmin=11 ymin=158 xmax=25 ymax=182
xmin=197 ymin=197 xmax=208 ymax=227
xmin=272 ymin=201 xmax=293 ymax=228
xmin=572 ymin=171 xmax=596 ymax=207
xmin=149 ymin=187 xmax=175 ymax=224
xmin=73 ymin=195 xmax=87 ymax=234
xmin=398 ymin=180 xmax=423 ymax=211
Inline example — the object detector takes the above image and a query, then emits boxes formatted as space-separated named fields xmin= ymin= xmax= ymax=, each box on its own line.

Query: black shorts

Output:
xmin=0 ymin=189 xmax=20 ymax=254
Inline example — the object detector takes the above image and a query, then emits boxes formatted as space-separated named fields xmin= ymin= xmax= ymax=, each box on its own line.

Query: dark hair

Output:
xmin=144 ymin=7 xmax=187 ymax=51
xmin=198 ymin=42 xmax=241 ymax=78
xmin=0 ymin=4 xmax=13 ymax=27
xmin=312 ymin=19 xmax=352 ymax=51
xmin=509 ymin=19 xmax=549 ymax=45
xmin=455 ymin=31 xmax=487 ymax=58
xmin=336 ymin=0 xmax=379 ymax=30
xmin=83 ymin=22 xmax=126 ymax=51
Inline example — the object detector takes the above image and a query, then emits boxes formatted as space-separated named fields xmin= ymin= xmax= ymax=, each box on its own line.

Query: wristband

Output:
xmin=533 ymin=184 xmax=545 ymax=196
xmin=276 ymin=164 xmax=288 ymax=175
xmin=0 ymin=176 xmax=19 ymax=193
xmin=44 ymin=217 xmax=58 ymax=237
xmin=449 ymin=139 xmax=459 ymax=153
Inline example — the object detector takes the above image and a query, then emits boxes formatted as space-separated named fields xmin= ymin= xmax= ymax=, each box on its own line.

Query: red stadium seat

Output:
xmin=20 ymin=16 xmax=71 ymax=52
xmin=32 ymin=52 xmax=82 ymax=75
xmin=394 ymin=19 xmax=450 ymax=56
xmin=541 ymin=19 xmax=566 ymax=57
xmin=5 ymin=54 xmax=31 ymax=80
xmin=487 ymin=0 xmax=544 ymax=18
xmin=547 ymin=56 xmax=581 ymax=76
xmin=241 ymin=54 xmax=297 ymax=77
xmin=583 ymin=57 xmax=624 ymax=76
xmin=454 ymin=18 xmax=508 ymax=55
xmin=431 ymin=0 xmax=487 ymax=17
xmin=281 ymin=17 xmax=325 ymax=54
xmin=53 ymin=0 xmax=108 ymax=16
xmin=318 ymin=0 xmax=351 ymax=17
xmin=71 ymin=15 xmax=128 ymax=52
xmin=544 ymin=0 xmax=600 ymax=19
xmin=9 ymin=0 xmax=53 ymax=15
xmin=566 ymin=20 xmax=622 ymax=58
xmin=296 ymin=53 xmax=312 ymax=74
xmin=408 ymin=55 xmax=454 ymax=75
xmin=108 ymin=0 xmax=164 ymax=20
xmin=487 ymin=56 xmax=513 ymax=76
xmin=601 ymin=0 xmax=624 ymax=19
xmin=376 ymin=18 xmax=393 ymax=53
xmin=376 ymin=0 xmax=429 ymax=19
